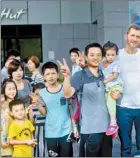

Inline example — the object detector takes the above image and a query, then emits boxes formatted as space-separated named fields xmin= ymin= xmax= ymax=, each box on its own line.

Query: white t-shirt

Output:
xmin=118 ymin=48 xmax=140 ymax=109
xmin=72 ymin=64 xmax=82 ymax=76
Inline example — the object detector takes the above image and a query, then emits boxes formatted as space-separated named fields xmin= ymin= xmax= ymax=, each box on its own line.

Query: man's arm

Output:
xmin=57 ymin=58 xmax=82 ymax=99
xmin=57 ymin=58 xmax=77 ymax=98
xmin=63 ymin=76 xmax=75 ymax=98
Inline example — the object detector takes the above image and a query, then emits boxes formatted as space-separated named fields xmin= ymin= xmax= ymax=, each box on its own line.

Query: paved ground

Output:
xmin=113 ymin=127 xmax=137 ymax=157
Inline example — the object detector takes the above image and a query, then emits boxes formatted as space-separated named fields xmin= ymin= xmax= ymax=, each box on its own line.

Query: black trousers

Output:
xmin=46 ymin=135 xmax=73 ymax=157
xmin=79 ymin=133 xmax=112 ymax=157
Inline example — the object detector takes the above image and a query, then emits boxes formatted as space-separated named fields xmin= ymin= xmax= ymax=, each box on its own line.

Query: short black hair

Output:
xmin=85 ymin=43 xmax=103 ymax=56
xmin=32 ymin=83 xmax=45 ymax=92
xmin=103 ymin=41 xmax=119 ymax=57
xmin=42 ymin=62 xmax=59 ymax=75
xmin=69 ymin=48 xmax=80 ymax=56
xmin=9 ymin=99 xmax=25 ymax=111
xmin=7 ymin=49 xmax=20 ymax=60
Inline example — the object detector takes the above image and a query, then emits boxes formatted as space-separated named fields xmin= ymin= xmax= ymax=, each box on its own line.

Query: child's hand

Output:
xmin=26 ymin=105 xmax=33 ymax=115
xmin=26 ymin=139 xmax=37 ymax=146
xmin=1 ymin=141 xmax=9 ymax=148
xmin=29 ymin=93 xmax=44 ymax=105
xmin=32 ymin=144 xmax=36 ymax=148
xmin=73 ymin=126 xmax=79 ymax=138
xmin=29 ymin=93 xmax=39 ymax=104
xmin=103 ymin=80 xmax=107 ymax=84
xmin=76 ymin=52 xmax=86 ymax=68
xmin=7 ymin=138 xmax=10 ymax=145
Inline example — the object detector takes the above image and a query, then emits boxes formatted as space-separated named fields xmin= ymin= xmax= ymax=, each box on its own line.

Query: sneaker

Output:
xmin=106 ymin=125 xmax=119 ymax=136
xmin=48 ymin=150 xmax=58 ymax=157
xmin=112 ymin=131 xmax=118 ymax=138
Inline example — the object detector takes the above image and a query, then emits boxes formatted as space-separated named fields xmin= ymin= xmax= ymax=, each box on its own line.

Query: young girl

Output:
xmin=1 ymin=79 xmax=18 ymax=157
xmin=27 ymin=83 xmax=47 ymax=157
xmin=101 ymin=41 xmax=123 ymax=137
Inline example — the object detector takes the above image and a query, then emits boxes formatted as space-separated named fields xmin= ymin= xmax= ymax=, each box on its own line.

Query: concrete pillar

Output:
xmin=95 ymin=0 xmax=129 ymax=48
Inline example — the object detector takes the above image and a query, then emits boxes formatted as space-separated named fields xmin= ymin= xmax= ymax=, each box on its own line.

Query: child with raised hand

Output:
xmin=32 ymin=61 xmax=79 ymax=157
xmin=1 ymin=79 xmax=18 ymax=157
xmin=8 ymin=99 xmax=36 ymax=157
xmin=101 ymin=41 xmax=123 ymax=137
xmin=28 ymin=83 xmax=47 ymax=157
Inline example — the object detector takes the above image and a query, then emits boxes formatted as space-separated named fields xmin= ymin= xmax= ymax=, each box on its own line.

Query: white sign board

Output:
xmin=48 ymin=51 xmax=55 ymax=60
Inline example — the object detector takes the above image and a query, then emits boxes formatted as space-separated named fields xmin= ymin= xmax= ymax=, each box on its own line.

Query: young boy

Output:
xmin=101 ymin=41 xmax=123 ymax=137
xmin=28 ymin=83 xmax=47 ymax=157
xmin=69 ymin=48 xmax=82 ymax=76
xmin=8 ymin=99 xmax=36 ymax=157
xmin=33 ymin=61 xmax=78 ymax=157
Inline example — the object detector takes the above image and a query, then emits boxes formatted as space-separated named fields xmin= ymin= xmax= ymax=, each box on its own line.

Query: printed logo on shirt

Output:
xmin=19 ymin=128 xmax=32 ymax=138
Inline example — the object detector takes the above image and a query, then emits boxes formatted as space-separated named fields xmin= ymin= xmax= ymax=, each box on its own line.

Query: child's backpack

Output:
xmin=70 ymin=94 xmax=81 ymax=122
xmin=69 ymin=71 xmax=84 ymax=122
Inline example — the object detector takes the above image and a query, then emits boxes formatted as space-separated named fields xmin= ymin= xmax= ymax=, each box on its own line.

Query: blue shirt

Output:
xmin=39 ymin=85 xmax=72 ymax=138
xmin=71 ymin=68 xmax=109 ymax=134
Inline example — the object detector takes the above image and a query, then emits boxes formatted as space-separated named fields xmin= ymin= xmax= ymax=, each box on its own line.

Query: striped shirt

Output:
xmin=32 ymin=105 xmax=46 ymax=125
xmin=31 ymin=73 xmax=44 ymax=85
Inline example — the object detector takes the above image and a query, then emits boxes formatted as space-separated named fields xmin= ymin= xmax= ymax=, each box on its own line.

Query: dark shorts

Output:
xmin=46 ymin=134 xmax=73 ymax=157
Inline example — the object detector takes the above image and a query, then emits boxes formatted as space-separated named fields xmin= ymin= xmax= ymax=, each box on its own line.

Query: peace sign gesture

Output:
xmin=57 ymin=58 xmax=71 ymax=77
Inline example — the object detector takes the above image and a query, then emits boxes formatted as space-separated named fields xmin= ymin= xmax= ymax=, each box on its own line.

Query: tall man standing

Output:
xmin=117 ymin=24 xmax=140 ymax=157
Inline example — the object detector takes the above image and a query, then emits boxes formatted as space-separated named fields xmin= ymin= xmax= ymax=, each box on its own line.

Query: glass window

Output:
xmin=129 ymin=1 xmax=140 ymax=25
xmin=1 ymin=39 xmax=4 ymax=68
xmin=1 ymin=25 xmax=42 ymax=63
xmin=19 ymin=38 xmax=41 ymax=62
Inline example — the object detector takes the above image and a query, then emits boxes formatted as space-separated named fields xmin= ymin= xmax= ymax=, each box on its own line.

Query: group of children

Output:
xmin=1 ymin=79 xmax=45 ymax=157
xmin=1 ymin=41 xmax=123 ymax=157
xmin=1 ymin=62 xmax=79 ymax=157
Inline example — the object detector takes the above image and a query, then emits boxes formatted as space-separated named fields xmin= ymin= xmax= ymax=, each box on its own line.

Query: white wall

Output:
xmin=1 ymin=0 xmax=131 ymax=62
xmin=94 ymin=0 xmax=129 ymax=48
xmin=1 ymin=1 xmax=27 ymax=25
xmin=1 ymin=0 xmax=92 ymax=25
xmin=61 ymin=1 xmax=91 ymax=24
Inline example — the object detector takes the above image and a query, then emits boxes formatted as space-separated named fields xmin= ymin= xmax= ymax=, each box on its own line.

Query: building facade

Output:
xmin=1 ymin=0 xmax=138 ymax=66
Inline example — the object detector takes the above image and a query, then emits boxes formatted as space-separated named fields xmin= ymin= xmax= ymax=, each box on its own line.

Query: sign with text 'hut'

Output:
xmin=1 ymin=8 xmax=27 ymax=20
